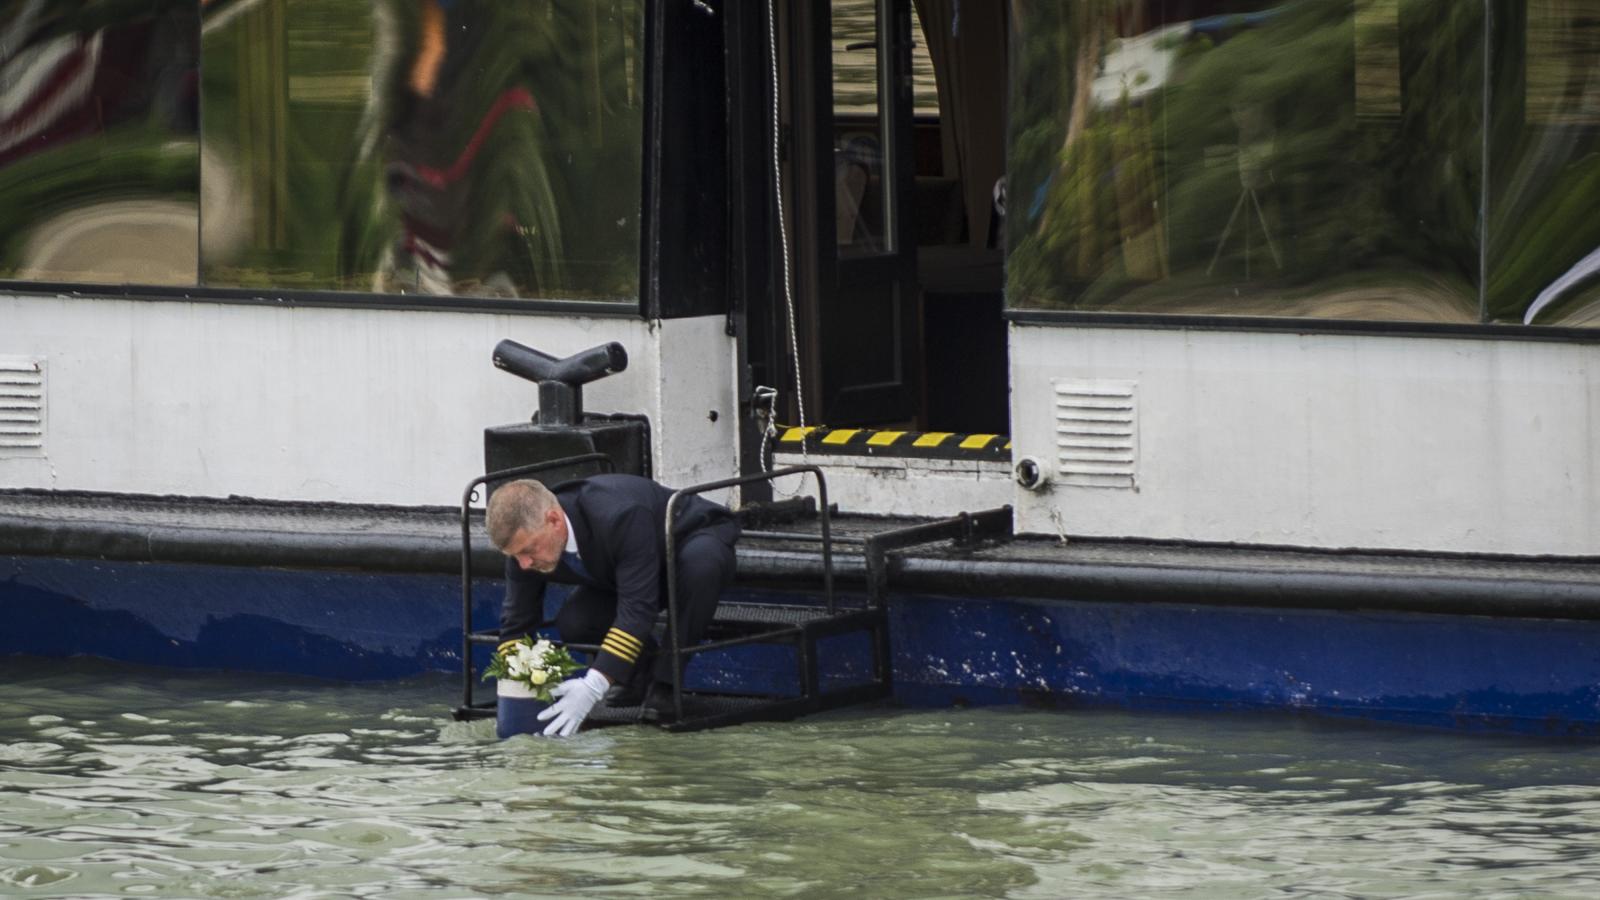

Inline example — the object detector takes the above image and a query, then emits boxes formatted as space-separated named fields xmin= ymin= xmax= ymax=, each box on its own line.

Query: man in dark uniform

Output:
xmin=485 ymin=474 xmax=741 ymax=736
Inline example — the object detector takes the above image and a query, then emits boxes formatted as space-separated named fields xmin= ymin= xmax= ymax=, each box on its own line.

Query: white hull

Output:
xmin=1009 ymin=324 xmax=1600 ymax=556
xmin=0 ymin=294 xmax=738 ymax=509
xmin=7 ymin=291 xmax=1598 ymax=556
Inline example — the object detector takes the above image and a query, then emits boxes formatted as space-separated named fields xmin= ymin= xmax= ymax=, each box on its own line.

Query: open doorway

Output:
xmin=755 ymin=0 xmax=1010 ymax=436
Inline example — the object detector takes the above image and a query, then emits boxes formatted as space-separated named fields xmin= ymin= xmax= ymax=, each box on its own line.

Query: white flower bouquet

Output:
xmin=483 ymin=636 xmax=582 ymax=703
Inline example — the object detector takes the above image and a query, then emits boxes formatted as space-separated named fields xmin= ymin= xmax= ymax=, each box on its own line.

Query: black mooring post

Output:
xmin=538 ymin=382 xmax=581 ymax=426
xmin=492 ymin=340 xmax=628 ymax=425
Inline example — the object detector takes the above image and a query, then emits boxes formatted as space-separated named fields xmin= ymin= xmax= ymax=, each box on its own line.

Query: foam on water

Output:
xmin=2 ymin=656 xmax=1598 ymax=898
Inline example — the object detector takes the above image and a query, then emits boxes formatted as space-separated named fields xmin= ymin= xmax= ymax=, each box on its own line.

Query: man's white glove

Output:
xmin=537 ymin=669 xmax=609 ymax=737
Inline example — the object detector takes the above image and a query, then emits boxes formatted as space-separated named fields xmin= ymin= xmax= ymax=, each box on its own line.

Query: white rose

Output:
xmin=531 ymin=670 xmax=549 ymax=685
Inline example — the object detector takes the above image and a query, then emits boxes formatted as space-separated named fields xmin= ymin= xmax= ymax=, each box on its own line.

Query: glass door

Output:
xmin=796 ymin=0 xmax=920 ymax=426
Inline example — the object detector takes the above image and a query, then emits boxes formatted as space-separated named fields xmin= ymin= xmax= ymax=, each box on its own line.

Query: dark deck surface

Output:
xmin=4 ymin=489 xmax=1600 ymax=619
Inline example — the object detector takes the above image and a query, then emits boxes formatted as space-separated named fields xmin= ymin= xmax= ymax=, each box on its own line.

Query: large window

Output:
xmin=0 ymin=0 xmax=644 ymax=303
xmin=1487 ymin=0 xmax=1600 ymax=326
xmin=0 ymin=1 xmax=200 ymax=286
xmin=1008 ymin=0 xmax=1600 ymax=329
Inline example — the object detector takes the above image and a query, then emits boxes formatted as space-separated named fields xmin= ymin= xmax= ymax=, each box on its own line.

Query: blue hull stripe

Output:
xmin=4 ymin=556 xmax=1599 ymax=737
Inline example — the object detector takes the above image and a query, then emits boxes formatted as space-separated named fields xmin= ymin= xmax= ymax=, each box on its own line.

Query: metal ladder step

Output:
xmin=466 ymin=600 xmax=877 ymax=649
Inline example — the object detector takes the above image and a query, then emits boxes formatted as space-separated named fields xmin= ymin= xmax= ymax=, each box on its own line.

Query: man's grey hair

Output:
xmin=486 ymin=479 xmax=558 ymax=549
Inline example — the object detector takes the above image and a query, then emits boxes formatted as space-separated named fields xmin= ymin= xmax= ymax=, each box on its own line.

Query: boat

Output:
xmin=3 ymin=0 xmax=1598 ymax=737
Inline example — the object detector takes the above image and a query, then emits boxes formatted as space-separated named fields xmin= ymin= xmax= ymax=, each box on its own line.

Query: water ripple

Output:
xmin=3 ymin=659 xmax=1600 ymax=897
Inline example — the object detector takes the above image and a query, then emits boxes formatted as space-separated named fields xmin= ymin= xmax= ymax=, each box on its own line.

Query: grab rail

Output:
xmin=662 ymin=465 xmax=831 ymax=722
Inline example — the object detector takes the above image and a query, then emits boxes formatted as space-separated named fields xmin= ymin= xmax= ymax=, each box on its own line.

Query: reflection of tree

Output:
xmin=347 ymin=0 xmax=643 ymax=298
xmin=0 ymin=0 xmax=198 ymax=278
xmin=3 ymin=0 xmax=186 ymax=44
xmin=1059 ymin=1 xmax=1118 ymax=152
xmin=1013 ymin=1 xmax=1179 ymax=302
xmin=1489 ymin=153 xmax=1600 ymax=324
xmin=200 ymin=0 xmax=365 ymax=288
xmin=199 ymin=0 xmax=643 ymax=299
xmin=1009 ymin=0 xmax=1483 ymax=319
xmin=232 ymin=0 xmax=289 ymax=250
xmin=1485 ymin=0 xmax=1600 ymax=325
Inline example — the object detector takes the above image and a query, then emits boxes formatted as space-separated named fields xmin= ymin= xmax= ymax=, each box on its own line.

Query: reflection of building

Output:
xmin=1527 ymin=0 xmax=1600 ymax=125
xmin=1089 ymin=22 xmax=1184 ymax=108
xmin=1353 ymin=0 xmax=1402 ymax=120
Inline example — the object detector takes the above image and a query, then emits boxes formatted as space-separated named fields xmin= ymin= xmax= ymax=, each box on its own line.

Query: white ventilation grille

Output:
xmin=0 ymin=358 xmax=45 ymax=455
xmin=1053 ymin=379 xmax=1137 ymax=489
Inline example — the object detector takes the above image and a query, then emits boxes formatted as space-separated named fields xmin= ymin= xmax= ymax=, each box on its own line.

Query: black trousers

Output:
xmin=549 ymin=526 xmax=738 ymax=686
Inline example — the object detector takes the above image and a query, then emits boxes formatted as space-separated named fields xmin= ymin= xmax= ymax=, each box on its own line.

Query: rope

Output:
xmin=765 ymin=0 xmax=807 ymax=496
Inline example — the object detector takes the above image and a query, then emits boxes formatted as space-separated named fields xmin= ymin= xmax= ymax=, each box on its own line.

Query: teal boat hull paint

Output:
xmin=4 ymin=555 xmax=1599 ymax=737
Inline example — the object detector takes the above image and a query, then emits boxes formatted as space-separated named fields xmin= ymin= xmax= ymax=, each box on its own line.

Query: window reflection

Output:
xmin=200 ymin=0 xmax=644 ymax=300
xmin=910 ymin=2 xmax=940 ymax=116
xmin=833 ymin=0 xmax=890 ymax=255
xmin=1008 ymin=0 xmax=1484 ymax=323
xmin=1488 ymin=0 xmax=1600 ymax=327
xmin=0 ymin=0 xmax=199 ymax=286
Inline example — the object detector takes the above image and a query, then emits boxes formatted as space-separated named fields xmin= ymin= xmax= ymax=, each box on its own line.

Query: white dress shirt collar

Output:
xmin=561 ymin=506 xmax=579 ymax=555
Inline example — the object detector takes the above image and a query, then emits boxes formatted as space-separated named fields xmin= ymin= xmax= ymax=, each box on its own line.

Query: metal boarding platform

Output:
xmin=449 ymin=456 xmax=859 ymax=732
xmin=449 ymin=455 xmax=1012 ymax=733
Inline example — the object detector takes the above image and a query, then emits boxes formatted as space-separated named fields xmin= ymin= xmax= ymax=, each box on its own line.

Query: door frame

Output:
xmin=792 ymin=0 xmax=921 ymax=427
xmin=727 ymin=0 xmax=924 ymax=490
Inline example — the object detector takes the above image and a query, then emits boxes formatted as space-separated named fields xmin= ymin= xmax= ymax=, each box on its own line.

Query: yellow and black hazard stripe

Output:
xmin=774 ymin=425 xmax=1011 ymax=460
xmin=599 ymin=627 xmax=645 ymax=665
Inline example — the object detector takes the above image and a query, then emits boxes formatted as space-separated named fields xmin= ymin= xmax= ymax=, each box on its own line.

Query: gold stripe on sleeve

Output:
xmin=605 ymin=628 xmax=643 ymax=652
xmin=600 ymin=639 xmax=639 ymax=662
xmin=600 ymin=628 xmax=643 ymax=662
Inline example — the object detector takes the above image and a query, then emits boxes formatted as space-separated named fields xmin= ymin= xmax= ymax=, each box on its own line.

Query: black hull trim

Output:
xmin=4 ymin=490 xmax=1599 ymax=621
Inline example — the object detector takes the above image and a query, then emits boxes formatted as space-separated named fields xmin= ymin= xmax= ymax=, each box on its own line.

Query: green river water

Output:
xmin=2 ymin=657 xmax=1598 ymax=898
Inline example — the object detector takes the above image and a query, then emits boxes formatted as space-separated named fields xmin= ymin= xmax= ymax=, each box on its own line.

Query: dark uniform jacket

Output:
xmin=500 ymin=473 xmax=739 ymax=682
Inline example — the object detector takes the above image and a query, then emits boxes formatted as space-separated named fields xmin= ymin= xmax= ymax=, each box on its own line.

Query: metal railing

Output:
xmin=661 ymin=465 xmax=832 ymax=722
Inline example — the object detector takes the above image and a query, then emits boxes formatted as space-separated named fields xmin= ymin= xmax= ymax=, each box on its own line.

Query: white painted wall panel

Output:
xmin=0 ymin=293 xmax=740 ymax=506
xmin=649 ymin=316 xmax=740 ymax=506
xmin=771 ymin=452 xmax=1013 ymax=517
xmin=1009 ymin=325 xmax=1600 ymax=555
